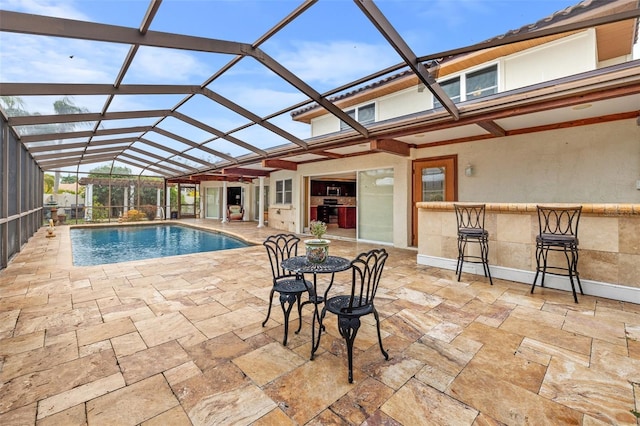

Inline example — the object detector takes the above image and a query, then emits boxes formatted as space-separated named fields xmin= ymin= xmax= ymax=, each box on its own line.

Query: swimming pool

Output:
xmin=70 ymin=225 xmax=250 ymax=266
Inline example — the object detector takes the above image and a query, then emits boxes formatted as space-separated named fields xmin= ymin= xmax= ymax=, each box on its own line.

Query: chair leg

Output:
xmin=572 ymin=248 xmax=584 ymax=296
xmin=338 ymin=316 xmax=361 ymax=383
xmin=262 ymin=288 xmax=275 ymax=327
xmin=456 ymin=237 xmax=466 ymax=282
xmin=373 ymin=308 xmax=389 ymax=360
xmin=481 ymin=238 xmax=493 ymax=285
xmin=563 ymin=246 xmax=584 ymax=304
xmin=531 ymin=244 xmax=543 ymax=293
xmin=455 ymin=237 xmax=461 ymax=277
xmin=539 ymin=246 xmax=549 ymax=288
xmin=279 ymin=293 xmax=298 ymax=346
xmin=294 ymin=293 xmax=303 ymax=333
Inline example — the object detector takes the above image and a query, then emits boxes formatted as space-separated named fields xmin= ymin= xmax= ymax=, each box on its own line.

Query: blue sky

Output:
xmin=1 ymin=0 xmax=582 ymax=96
xmin=0 ymin=0 xmax=620 ymax=174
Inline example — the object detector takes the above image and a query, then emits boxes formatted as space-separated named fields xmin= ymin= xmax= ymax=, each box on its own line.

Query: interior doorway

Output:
xmin=227 ymin=186 xmax=242 ymax=206
xmin=308 ymin=173 xmax=357 ymax=240
xmin=412 ymin=155 xmax=457 ymax=246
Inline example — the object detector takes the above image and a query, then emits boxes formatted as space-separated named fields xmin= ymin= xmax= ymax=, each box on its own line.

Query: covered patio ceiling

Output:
xmin=1 ymin=0 xmax=639 ymax=183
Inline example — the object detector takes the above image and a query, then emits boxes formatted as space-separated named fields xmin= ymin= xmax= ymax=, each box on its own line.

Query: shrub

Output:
xmin=140 ymin=205 xmax=157 ymax=221
xmin=121 ymin=209 xmax=146 ymax=221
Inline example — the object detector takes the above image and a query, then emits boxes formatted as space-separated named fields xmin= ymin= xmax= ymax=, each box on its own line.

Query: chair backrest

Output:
xmin=344 ymin=248 xmax=388 ymax=312
xmin=454 ymin=204 xmax=486 ymax=230
xmin=263 ymin=234 xmax=300 ymax=280
xmin=537 ymin=206 xmax=582 ymax=237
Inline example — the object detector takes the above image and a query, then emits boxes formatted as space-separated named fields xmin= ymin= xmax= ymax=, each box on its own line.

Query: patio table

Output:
xmin=281 ymin=255 xmax=351 ymax=360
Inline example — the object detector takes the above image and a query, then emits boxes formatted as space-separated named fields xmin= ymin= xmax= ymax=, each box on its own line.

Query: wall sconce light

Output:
xmin=465 ymin=163 xmax=474 ymax=177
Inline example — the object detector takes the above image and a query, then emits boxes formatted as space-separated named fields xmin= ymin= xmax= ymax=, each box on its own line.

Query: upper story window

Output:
xmin=340 ymin=103 xmax=375 ymax=130
xmin=275 ymin=178 xmax=292 ymax=204
xmin=466 ymin=65 xmax=498 ymax=100
xmin=434 ymin=64 xmax=498 ymax=109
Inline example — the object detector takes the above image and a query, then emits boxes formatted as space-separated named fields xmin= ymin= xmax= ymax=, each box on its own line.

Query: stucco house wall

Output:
xmin=311 ymin=114 xmax=338 ymax=137
xmin=502 ymin=30 xmax=596 ymax=90
xmin=377 ymin=86 xmax=431 ymax=121
xmin=416 ymin=119 xmax=640 ymax=204
xmin=266 ymin=117 xmax=639 ymax=249
xmin=308 ymin=29 xmax=607 ymax=136
xmin=273 ymin=27 xmax=638 ymax=250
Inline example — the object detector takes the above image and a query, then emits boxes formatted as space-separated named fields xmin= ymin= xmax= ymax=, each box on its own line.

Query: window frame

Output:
xmin=275 ymin=178 xmax=292 ymax=204
xmin=340 ymin=102 xmax=376 ymax=130
xmin=465 ymin=64 xmax=498 ymax=100
xmin=433 ymin=63 xmax=498 ymax=109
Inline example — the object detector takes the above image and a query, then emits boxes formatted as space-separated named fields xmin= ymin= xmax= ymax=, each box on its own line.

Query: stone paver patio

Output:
xmin=0 ymin=220 xmax=639 ymax=425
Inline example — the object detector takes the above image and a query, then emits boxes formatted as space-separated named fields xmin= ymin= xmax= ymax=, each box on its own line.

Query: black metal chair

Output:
xmin=263 ymin=234 xmax=313 ymax=345
xmin=454 ymin=204 xmax=493 ymax=285
xmin=532 ymin=205 xmax=583 ymax=303
xmin=321 ymin=248 xmax=390 ymax=383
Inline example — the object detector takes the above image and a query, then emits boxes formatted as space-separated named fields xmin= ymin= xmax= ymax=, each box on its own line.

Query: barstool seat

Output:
xmin=531 ymin=206 xmax=583 ymax=303
xmin=454 ymin=204 xmax=493 ymax=285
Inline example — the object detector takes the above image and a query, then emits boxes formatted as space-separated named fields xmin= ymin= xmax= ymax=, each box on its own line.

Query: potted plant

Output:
xmin=305 ymin=220 xmax=330 ymax=263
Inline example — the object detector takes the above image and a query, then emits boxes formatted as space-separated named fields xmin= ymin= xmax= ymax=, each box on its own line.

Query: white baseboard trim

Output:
xmin=416 ymin=254 xmax=640 ymax=304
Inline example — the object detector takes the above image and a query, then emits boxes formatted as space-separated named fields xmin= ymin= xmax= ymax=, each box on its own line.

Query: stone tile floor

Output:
xmin=0 ymin=220 xmax=639 ymax=425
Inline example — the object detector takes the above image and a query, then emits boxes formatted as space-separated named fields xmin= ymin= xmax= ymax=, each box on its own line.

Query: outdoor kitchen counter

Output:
xmin=415 ymin=202 xmax=640 ymax=303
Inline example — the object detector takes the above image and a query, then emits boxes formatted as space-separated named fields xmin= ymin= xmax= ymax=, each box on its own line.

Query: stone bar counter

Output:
xmin=416 ymin=202 xmax=640 ymax=303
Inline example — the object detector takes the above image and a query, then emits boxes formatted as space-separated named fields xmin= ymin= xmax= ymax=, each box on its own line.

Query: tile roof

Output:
xmin=290 ymin=0 xmax=628 ymax=119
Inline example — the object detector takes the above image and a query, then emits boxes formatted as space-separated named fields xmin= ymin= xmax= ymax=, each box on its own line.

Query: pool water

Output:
xmin=70 ymin=225 xmax=249 ymax=266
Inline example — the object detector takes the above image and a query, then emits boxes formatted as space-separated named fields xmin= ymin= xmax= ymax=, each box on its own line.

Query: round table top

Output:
xmin=281 ymin=255 xmax=351 ymax=274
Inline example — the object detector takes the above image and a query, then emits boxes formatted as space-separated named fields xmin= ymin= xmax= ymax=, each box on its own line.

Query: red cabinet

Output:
xmin=310 ymin=206 xmax=317 ymax=221
xmin=337 ymin=206 xmax=356 ymax=229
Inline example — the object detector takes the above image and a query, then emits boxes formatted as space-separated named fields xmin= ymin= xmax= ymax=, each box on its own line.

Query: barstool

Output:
xmin=454 ymin=204 xmax=493 ymax=285
xmin=531 ymin=205 xmax=583 ymax=303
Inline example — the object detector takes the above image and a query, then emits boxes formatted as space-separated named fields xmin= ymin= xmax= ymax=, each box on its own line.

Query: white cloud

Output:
xmin=0 ymin=33 xmax=126 ymax=84
xmin=221 ymin=86 xmax=304 ymax=112
xmin=275 ymin=40 xmax=397 ymax=86
xmin=126 ymin=47 xmax=211 ymax=84
xmin=1 ymin=0 xmax=89 ymax=20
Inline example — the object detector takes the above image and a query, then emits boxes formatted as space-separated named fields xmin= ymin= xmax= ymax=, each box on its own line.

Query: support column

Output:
xmin=166 ymin=183 xmax=172 ymax=219
xmin=221 ymin=181 xmax=229 ymax=223
xmin=123 ymin=187 xmax=129 ymax=215
xmin=156 ymin=188 xmax=161 ymax=219
xmin=84 ymin=184 xmax=93 ymax=222
xmin=257 ymin=177 xmax=265 ymax=228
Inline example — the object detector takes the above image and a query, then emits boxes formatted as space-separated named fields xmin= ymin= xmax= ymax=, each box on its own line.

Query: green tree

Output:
xmin=61 ymin=175 xmax=77 ymax=184
xmin=44 ymin=174 xmax=55 ymax=194
xmin=2 ymin=96 xmax=93 ymax=196
xmin=0 ymin=96 xmax=29 ymax=116
xmin=52 ymin=97 xmax=90 ymax=193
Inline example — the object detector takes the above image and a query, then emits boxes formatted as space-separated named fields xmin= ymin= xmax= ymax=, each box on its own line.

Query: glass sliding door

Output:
xmin=357 ymin=168 xmax=394 ymax=243
xmin=205 ymin=187 xmax=220 ymax=219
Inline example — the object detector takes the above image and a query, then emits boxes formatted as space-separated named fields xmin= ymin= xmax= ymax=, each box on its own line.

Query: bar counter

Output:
xmin=416 ymin=202 xmax=640 ymax=303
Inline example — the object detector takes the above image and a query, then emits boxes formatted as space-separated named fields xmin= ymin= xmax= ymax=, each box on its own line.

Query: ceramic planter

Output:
xmin=305 ymin=238 xmax=330 ymax=263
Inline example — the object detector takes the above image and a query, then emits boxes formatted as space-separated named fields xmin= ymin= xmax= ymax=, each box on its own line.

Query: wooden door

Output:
xmin=411 ymin=156 xmax=457 ymax=246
